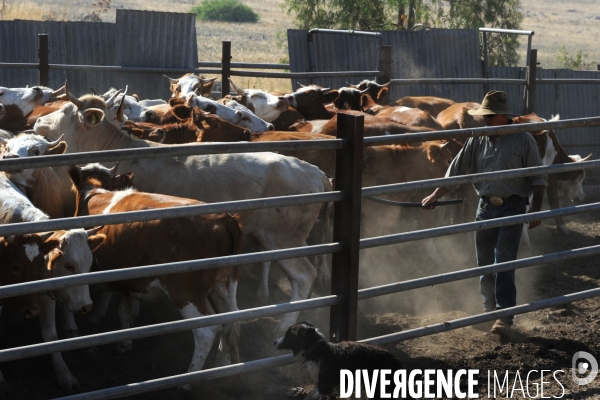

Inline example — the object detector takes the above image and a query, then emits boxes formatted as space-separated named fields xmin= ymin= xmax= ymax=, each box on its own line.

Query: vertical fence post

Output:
xmin=525 ymin=49 xmax=537 ymax=115
xmin=376 ymin=45 xmax=392 ymax=103
xmin=221 ymin=41 xmax=231 ymax=99
xmin=38 ymin=34 xmax=49 ymax=87
xmin=329 ymin=113 xmax=363 ymax=343
xmin=481 ymin=31 xmax=489 ymax=95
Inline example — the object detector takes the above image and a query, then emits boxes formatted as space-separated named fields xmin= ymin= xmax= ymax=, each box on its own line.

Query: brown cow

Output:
xmin=69 ymin=164 xmax=244 ymax=377
xmin=347 ymin=80 xmax=391 ymax=104
xmin=436 ymin=102 xmax=484 ymax=130
xmin=393 ymin=96 xmax=456 ymax=118
xmin=283 ymin=85 xmax=338 ymax=120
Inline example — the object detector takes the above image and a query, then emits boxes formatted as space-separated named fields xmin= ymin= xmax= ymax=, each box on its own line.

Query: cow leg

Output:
xmin=178 ymin=301 xmax=219 ymax=390
xmin=548 ymin=175 xmax=569 ymax=234
xmin=39 ymin=295 xmax=79 ymax=391
xmin=256 ymin=261 xmax=271 ymax=300
xmin=116 ymin=296 xmax=139 ymax=353
xmin=86 ymin=291 xmax=113 ymax=324
xmin=208 ymin=278 xmax=240 ymax=366
xmin=58 ymin=302 xmax=80 ymax=338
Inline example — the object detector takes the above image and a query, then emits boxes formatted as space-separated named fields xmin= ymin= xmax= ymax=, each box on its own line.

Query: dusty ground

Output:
xmin=1 ymin=193 xmax=600 ymax=399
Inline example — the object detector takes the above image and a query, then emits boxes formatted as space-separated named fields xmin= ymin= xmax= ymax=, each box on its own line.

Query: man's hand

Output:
xmin=422 ymin=187 xmax=450 ymax=210
xmin=527 ymin=185 xmax=545 ymax=229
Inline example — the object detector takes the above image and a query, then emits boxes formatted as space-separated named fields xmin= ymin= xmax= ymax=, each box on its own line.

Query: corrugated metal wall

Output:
xmin=288 ymin=28 xmax=485 ymax=102
xmin=0 ymin=10 xmax=197 ymax=99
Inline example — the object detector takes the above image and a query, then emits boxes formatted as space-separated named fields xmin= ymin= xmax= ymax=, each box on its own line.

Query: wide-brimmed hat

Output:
xmin=468 ymin=90 xmax=514 ymax=116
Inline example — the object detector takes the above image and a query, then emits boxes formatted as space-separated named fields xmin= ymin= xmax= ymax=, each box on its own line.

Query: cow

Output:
xmin=0 ymin=172 xmax=105 ymax=391
xmin=69 ymin=163 xmax=243 ymax=378
xmin=228 ymin=78 xmax=290 ymax=122
xmin=513 ymin=113 xmax=592 ymax=235
xmin=186 ymin=93 xmax=274 ymax=132
xmin=165 ymin=73 xmax=218 ymax=98
xmin=436 ymin=102 xmax=485 ymax=130
xmin=34 ymin=99 xmax=333 ymax=334
xmin=393 ymin=95 xmax=456 ymax=118
xmin=0 ymin=85 xmax=64 ymax=118
xmin=347 ymin=80 xmax=391 ymax=104
xmin=283 ymin=85 xmax=338 ymax=120
xmin=97 ymin=87 xmax=157 ymax=123
xmin=1 ymin=134 xmax=74 ymax=219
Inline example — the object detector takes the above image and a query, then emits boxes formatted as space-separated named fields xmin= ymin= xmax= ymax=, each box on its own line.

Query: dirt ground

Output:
xmin=2 ymin=194 xmax=600 ymax=400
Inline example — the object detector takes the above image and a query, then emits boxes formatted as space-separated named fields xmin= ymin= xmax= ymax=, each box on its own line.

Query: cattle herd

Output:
xmin=0 ymin=74 xmax=592 ymax=394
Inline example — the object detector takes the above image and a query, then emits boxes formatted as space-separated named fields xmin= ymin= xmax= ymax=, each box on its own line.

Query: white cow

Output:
xmin=187 ymin=93 xmax=274 ymax=132
xmin=34 ymin=101 xmax=332 ymax=334
xmin=0 ymin=85 xmax=64 ymax=116
xmin=228 ymin=78 xmax=290 ymax=122
xmin=101 ymin=87 xmax=157 ymax=123
xmin=165 ymin=73 xmax=218 ymax=98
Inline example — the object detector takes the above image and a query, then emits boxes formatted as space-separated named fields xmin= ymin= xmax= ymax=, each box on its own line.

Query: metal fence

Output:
xmin=0 ymin=115 xmax=600 ymax=398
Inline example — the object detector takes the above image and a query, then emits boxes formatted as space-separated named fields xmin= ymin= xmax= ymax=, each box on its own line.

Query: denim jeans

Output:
xmin=475 ymin=197 xmax=527 ymax=325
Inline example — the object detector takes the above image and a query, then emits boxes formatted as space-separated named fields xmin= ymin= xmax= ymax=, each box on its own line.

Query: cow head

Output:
xmin=193 ymin=109 xmax=252 ymax=142
xmin=101 ymin=87 xmax=156 ymax=123
xmin=70 ymin=163 xmax=135 ymax=192
xmin=284 ymin=85 xmax=339 ymax=120
xmin=557 ymin=154 xmax=592 ymax=202
xmin=347 ymin=80 xmax=390 ymax=104
xmin=0 ymin=134 xmax=66 ymax=191
xmin=426 ymin=141 xmax=454 ymax=170
xmin=332 ymin=87 xmax=369 ymax=111
xmin=46 ymin=228 xmax=106 ymax=314
xmin=165 ymin=73 xmax=218 ymax=98
xmin=0 ymin=85 xmax=65 ymax=117
xmin=228 ymin=79 xmax=289 ymax=122
xmin=225 ymin=100 xmax=274 ymax=132
xmin=0 ymin=233 xmax=61 ymax=318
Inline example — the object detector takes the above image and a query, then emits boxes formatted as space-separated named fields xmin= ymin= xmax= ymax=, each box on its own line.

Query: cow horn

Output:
xmin=116 ymin=94 xmax=126 ymax=123
xmin=321 ymin=88 xmax=331 ymax=95
xmin=50 ymin=85 xmax=65 ymax=97
xmin=202 ymin=77 xmax=218 ymax=83
xmin=46 ymin=134 xmax=65 ymax=148
xmin=359 ymin=88 xmax=370 ymax=95
xmin=164 ymin=75 xmax=178 ymax=83
xmin=382 ymin=81 xmax=391 ymax=88
xmin=85 ymin=226 xmax=104 ymax=236
xmin=229 ymin=78 xmax=245 ymax=96
xmin=296 ymin=82 xmax=306 ymax=88
xmin=38 ymin=232 xmax=55 ymax=241
xmin=109 ymin=163 xmax=119 ymax=174
xmin=89 ymin=87 xmax=100 ymax=95
xmin=65 ymin=80 xmax=84 ymax=108
xmin=105 ymin=88 xmax=123 ymax=109
xmin=582 ymin=153 xmax=593 ymax=161
xmin=0 ymin=137 xmax=8 ymax=145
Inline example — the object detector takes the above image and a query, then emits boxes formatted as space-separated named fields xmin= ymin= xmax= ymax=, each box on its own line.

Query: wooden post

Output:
xmin=38 ymin=34 xmax=49 ymax=87
xmin=329 ymin=113 xmax=363 ymax=343
xmin=221 ymin=41 xmax=231 ymax=99
xmin=376 ymin=45 xmax=392 ymax=103
xmin=525 ymin=49 xmax=537 ymax=115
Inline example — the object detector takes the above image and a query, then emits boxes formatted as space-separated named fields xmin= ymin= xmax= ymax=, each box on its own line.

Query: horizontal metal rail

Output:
xmin=363 ymin=159 xmax=600 ymax=198
xmin=359 ymin=243 xmax=600 ymax=300
xmin=536 ymin=79 xmax=600 ymax=85
xmin=562 ymin=142 xmax=600 ymax=147
xmin=361 ymin=201 xmax=600 ymax=249
xmin=479 ymin=27 xmax=534 ymax=36
xmin=0 ymin=139 xmax=343 ymax=172
xmin=0 ymin=242 xmax=341 ymax=299
xmin=0 ymin=295 xmax=340 ymax=363
xmin=56 ymin=355 xmax=297 ymax=400
xmin=391 ymin=78 xmax=526 ymax=85
xmin=364 ymin=286 xmax=600 ymax=346
xmin=0 ymin=191 xmax=343 ymax=237
xmin=229 ymin=70 xmax=383 ymax=79
xmin=364 ymin=116 xmax=600 ymax=146
xmin=198 ymin=62 xmax=290 ymax=69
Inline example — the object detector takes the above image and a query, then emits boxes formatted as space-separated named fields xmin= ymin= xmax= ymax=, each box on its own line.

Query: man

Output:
xmin=422 ymin=90 xmax=547 ymax=335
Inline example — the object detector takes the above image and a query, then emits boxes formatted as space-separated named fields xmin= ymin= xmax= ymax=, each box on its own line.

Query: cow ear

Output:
xmin=427 ymin=144 xmax=442 ymax=162
xmin=83 ymin=109 xmax=105 ymax=126
xmin=172 ymin=105 xmax=192 ymax=120
xmin=68 ymin=165 xmax=82 ymax=188
xmin=40 ymin=238 xmax=61 ymax=256
xmin=46 ymin=141 xmax=67 ymax=155
xmin=87 ymin=234 xmax=106 ymax=253
xmin=377 ymin=87 xmax=389 ymax=101
xmin=323 ymin=90 xmax=339 ymax=103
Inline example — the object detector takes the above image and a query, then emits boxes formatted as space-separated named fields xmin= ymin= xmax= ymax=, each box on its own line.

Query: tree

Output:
xmin=555 ymin=44 xmax=597 ymax=70
xmin=282 ymin=0 xmax=523 ymax=66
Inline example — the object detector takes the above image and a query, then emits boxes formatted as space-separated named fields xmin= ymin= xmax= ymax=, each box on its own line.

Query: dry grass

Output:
xmin=2 ymin=0 xmax=597 ymax=92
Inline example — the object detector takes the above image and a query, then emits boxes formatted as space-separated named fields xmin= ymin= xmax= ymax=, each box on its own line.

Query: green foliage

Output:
xmin=283 ymin=0 xmax=523 ymax=66
xmin=191 ymin=0 xmax=259 ymax=23
xmin=556 ymin=44 xmax=597 ymax=70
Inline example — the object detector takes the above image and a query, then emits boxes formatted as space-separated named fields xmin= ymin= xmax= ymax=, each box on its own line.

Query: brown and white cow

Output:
xmin=34 ymin=100 xmax=333 ymax=334
xmin=69 ymin=164 xmax=243 ymax=377
xmin=283 ymin=85 xmax=338 ymax=120
xmin=165 ymin=73 xmax=218 ymax=98
xmin=228 ymin=79 xmax=290 ymax=122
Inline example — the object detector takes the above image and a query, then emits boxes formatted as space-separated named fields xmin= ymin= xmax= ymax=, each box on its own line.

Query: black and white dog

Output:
xmin=274 ymin=321 xmax=405 ymax=400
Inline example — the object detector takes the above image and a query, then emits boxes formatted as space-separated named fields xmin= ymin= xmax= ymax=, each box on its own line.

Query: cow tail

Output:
xmin=223 ymin=213 xmax=243 ymax=364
